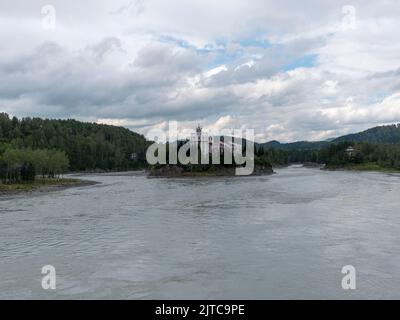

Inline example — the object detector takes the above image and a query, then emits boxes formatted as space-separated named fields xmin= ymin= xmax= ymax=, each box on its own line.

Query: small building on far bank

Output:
xmin=345 ymin=146 xmax=355 ymax=157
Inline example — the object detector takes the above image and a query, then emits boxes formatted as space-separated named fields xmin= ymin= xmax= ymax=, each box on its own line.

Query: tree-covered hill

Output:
xmin=258 ymin=124 xmax=400 ymax=152
xmin=258 ymin=140 xmax=330 ymax=151
xmin=0 ymin=113 xmax=150 ymax=171
xmin=256 ymin=124 xmax=400 ymax=170
xmin=333 ymin=124 xmax=400 ymax=144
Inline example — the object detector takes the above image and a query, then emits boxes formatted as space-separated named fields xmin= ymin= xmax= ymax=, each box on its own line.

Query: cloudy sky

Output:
xmin=1 ymin=0 xmax=400 ymax=142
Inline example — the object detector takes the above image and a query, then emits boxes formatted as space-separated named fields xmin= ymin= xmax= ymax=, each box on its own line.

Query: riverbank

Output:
xmin=323 ymin=162 xmax=400 ymax=173
xmin=70 ymin=170 xmax=146 ymax=177
xmin=0 ymin=178 xmax=98 ymax=198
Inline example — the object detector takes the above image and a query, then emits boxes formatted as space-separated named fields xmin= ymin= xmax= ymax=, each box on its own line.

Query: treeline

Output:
xmin=255 ymin=147 xmax=289 ymax=166
xmin=0 ymin=148 xmax=69 ymax=183
xmin=258 ymin=140 xmax=330 ymax=151
xmin=321 ymin=142 xmax=400 ymax=169
xmin=0 ymin=113 xmax=150 ymax=172
xmin=256 ymin=143 xmax=332 ymax=166
xmin=258 ymin=141 xmax=400 ymax=170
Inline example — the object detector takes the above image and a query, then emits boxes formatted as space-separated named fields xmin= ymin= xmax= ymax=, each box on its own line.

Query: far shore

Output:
xmin=66 ymin=169 xmax=146 ymax=175
xmin=322 ymin=163 xmax=400 ymax=173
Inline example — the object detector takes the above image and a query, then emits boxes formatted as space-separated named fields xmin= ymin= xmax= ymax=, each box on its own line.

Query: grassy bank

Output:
xmin=0 ymin=178 xmax=91 ymax=193
xmin=326 ymin=162 xmax=400 ymax=173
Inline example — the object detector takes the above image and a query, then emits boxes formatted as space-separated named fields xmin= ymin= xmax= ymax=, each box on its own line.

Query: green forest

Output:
xmin=0 ymin=113 xmax=150 ymax=183
xmin=257 ymin=141 xmax=400 ymax=171
xmin=256 ymin=124 xmax=400 ymax=170
xmin=319 ymin=142 xmax=400 ymax=170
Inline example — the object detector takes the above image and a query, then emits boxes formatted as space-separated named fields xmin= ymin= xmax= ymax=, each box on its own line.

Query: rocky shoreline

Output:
xmin=148 ymin=164 xmax=274 ymax=177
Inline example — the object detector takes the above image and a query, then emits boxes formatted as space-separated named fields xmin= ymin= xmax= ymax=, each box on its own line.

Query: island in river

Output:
xmin=148 ymin=163 xmax=274 ymax=177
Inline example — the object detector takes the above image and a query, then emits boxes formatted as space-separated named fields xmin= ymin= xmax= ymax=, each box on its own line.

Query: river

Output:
xmin=1 ymin=166 xmax=400 ymax=299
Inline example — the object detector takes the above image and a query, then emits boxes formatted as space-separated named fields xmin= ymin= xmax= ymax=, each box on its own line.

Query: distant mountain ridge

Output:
xmin=258 ymin=140 xmax=330 ymax=151
xmin=332 ymin=124 xmax=400 ymax=144
xmin=259 ymin=124 xmax=400 ymax=151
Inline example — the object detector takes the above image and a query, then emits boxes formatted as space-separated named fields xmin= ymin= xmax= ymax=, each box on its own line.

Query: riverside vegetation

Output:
xmin=256 ymin=124 xmax=400 ymax=172
xmin=0 ymin=113 xmax=149 ymax=192
xmin=256 ymin=140 xmax=400 ymax=172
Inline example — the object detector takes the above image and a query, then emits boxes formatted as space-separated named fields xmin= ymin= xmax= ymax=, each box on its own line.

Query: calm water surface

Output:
xmin=1 ymin=166 xmax=400 ymax=299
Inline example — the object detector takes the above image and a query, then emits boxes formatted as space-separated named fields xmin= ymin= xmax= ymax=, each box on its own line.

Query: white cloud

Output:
xmin=204 ymin=65 xmax=228 ymax=78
